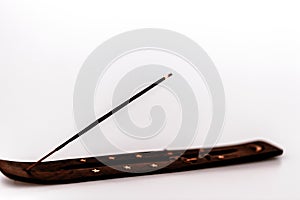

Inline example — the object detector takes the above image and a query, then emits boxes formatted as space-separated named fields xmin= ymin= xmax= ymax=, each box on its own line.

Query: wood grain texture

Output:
xmin=0 ymin=140 xmax=283 ymax=184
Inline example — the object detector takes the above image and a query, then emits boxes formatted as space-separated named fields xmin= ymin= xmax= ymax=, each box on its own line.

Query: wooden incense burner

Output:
xmin=0 ymin=140 xmax=283 ymax=184
xmin=0 ymin=74 xmax=283 ymax=184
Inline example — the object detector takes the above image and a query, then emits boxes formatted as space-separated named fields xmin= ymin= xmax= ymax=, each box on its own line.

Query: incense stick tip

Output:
xmin=164 ymin=73 xmax=173 ymax=79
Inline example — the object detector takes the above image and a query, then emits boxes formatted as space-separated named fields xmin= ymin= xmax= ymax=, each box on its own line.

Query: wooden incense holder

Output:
xmin=0 ymin=140 xmax=283 ymax=184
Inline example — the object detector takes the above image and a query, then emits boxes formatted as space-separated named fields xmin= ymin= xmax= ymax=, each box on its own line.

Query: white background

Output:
xmin=0 ymin=1 xmax=299 ymax=199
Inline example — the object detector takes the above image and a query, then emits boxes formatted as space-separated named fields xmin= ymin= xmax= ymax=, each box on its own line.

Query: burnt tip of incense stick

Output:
xmin=164 ymin=73 xmax=173 ymax=79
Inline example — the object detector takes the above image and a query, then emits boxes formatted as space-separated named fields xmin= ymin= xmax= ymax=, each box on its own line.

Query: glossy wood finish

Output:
xmin=0 ymin=140 xmax=283 ymax=184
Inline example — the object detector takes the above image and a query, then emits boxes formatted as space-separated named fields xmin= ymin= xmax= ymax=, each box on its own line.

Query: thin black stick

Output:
xmin=26 ymin=73 xmax=173 ymax=171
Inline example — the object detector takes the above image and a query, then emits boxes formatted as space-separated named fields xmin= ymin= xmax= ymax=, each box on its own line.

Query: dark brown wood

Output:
xmin=0 ymin=140 xmax=283 ymax=184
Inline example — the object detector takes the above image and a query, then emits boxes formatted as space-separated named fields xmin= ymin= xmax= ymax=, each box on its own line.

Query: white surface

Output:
xmin=0 ymin=1 xmax=299 ymax=199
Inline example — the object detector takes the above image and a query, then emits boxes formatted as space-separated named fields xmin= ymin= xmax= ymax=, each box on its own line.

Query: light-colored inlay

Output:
xmin=91 ymin=168 xmax=100 ymax=173
xmin=136 ymin=154 xmax=143 ymax=158
xmin=150 ymin=163 xmax=158 ymax=168
xmin=123 ymin=165 xmax=131 ymax=170
xmin=108 ymin=156 xmax=116 ymax=160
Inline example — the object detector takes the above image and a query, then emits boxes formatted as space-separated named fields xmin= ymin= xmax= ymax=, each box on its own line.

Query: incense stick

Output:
xmin=26 ymin=73 xmax=173 ymax=171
